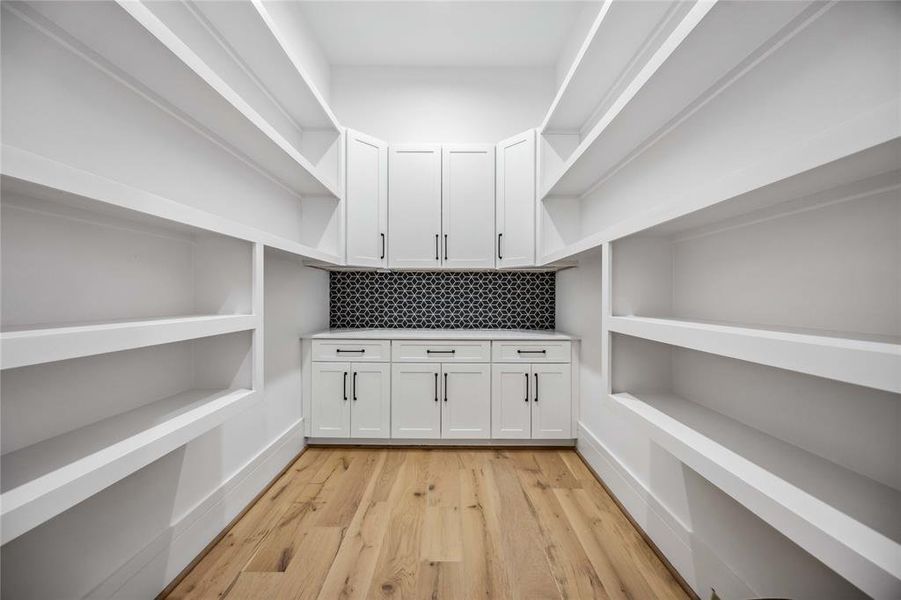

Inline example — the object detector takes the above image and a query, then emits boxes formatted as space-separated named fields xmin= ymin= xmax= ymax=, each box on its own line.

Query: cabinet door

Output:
xmin=441 ymin=363 xmax=491 ymax=439
xmin=441 ymin=145 xmax=495 ymax=268
xmin=391 ymin=363 xmax=441 ymax=439
xmin=491 ymin=364 xmax=531 ymax=439
xmin=496 ymin=130 xmax=535 ymax=268
xmin=531 ymin=363 xmax=572 ymax=439
xmin=350 ymin=362 xmax=391 ymax=439
xmin=346 ymin=129 xmax=388 ymax=268
xmin=388 ymin=144 xmax=442 ymax=268
xmin=312 ymin=362 xmax=351 ymax=438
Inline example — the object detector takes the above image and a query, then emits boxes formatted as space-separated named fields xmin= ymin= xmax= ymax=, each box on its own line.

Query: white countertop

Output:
xmin=307 ymin=328 xmax=578 ymax=341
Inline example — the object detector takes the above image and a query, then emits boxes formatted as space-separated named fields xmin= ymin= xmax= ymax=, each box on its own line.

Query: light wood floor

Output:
xmin=164 ymin=447 xmax=691 ymax=599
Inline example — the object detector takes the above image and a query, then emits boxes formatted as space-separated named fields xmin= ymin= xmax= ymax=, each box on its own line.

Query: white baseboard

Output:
xmin=308 ymin=437 xmax=576 ymax=447
xmin=87 ymin=418 xmax=305 ymax=599
xmin=576 ymin=422 xmax=754 ymax=600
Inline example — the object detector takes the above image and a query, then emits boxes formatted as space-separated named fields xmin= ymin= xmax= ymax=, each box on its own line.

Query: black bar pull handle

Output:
xmin=352 ymin=371 xmax=358 ymax=401
xmin=336 ymin=348 xmax=366 ymax=354
xmin=534 ymin=373 xmax=539 ymax=402
xmin=517 ymin=349 xmax=547 ymax=354
xmin=498 ymin=233 xmax=503 ymax=260
xmin=524 ymin=372 xmax=529 ymax=403
xmin=343 ymin=371 xmax=348 ymax=401
xmin=380 ymin=233 xmax=385 ymax=260
xmin=426 ymin=349 xmax=456 ymax=354
xmin=444 ymin=372 xmax=448 ymax=402
xmin=435 ymin=234 xmax=439 ymax=260
xmin=444 ymin=234 xmax=448 ymax=260
xmin=434 ymin=372 xmax=438 ymax=402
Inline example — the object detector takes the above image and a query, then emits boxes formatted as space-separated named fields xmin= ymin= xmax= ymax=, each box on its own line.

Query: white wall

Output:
xmin=261 ymin=0 xmax=332 ymax=103
xmin=330 ymin=66 xmax=555 ymax=142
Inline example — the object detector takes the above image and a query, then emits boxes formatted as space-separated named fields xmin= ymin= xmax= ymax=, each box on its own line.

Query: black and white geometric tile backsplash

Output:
xmin=329 ymin=271 xmax=556 ymax=329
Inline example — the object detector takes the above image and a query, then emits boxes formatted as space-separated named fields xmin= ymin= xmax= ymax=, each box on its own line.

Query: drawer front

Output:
xmin=312 ymin=340 xmax=390 ymax=362
xmin=391 ymin=340 xmax=491 ymax=363
xmin=492 ymin=341 xmax=571 ymax=363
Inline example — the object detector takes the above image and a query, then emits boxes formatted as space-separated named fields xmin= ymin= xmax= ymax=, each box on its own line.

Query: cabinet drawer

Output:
xmin=312 ymin=340 xmax=390 ymax=362
xmin=391 ymin=340 xmax=491 ymax=363
xmin=492 ymin=341 xmax=571 ymax=363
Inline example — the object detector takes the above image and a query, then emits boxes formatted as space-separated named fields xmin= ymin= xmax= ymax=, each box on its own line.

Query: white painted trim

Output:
xmin=86 ymin=419 xmax=305 ymax=599
xmin=308 ymin=437 xmax=575 ymax=447
xmin=576 ymin=421 xmax=755 ymax=599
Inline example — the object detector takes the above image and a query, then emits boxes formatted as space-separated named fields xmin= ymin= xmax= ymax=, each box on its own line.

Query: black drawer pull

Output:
xmin=380 ymin=233 xmax=386 ymax=260
xmin=435 ymin=234 xmax=439 ymax=260
xmin=517 ymin=349 xmax=547 ymax=354
xmin=426 ymin=349 xmax=456 ymax=354
xmin=352 ymin=372 xmax=358 ymax=401
xmin=534 ymin=373 xmax=539 ymax=402
xmin=498 ymin=233 xmax=503 ymax=260
xmin=444 ymin=372 xmax=448 ymax=402
xmin=434 ymin=372 xmax=438 ymax=402
xmin=336 ymin=349 xmax=366 ymax=354
xmin=343 ymin=371 xmax=348 ymax=401
xmin=524 ymin=373 xmax=529 ymax=403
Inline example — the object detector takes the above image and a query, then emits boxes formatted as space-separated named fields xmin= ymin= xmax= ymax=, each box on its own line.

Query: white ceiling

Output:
xmin=290 ymin=1 xmax=590 ymax=68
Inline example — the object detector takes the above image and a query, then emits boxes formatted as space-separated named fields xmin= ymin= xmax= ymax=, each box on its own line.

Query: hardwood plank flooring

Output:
xmin=164 ymin=448 xmax=691 ymax=600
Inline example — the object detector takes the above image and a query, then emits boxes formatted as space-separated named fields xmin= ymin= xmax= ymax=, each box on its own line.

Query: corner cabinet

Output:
xmin=345 ymin=129 xmax=388 ymax=268
xmin=496 ymin=130 xmax=536 ymax=268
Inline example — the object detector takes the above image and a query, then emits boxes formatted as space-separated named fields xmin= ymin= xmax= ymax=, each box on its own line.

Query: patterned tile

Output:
xmin=330 ymin=271 xmax=555 ymax=329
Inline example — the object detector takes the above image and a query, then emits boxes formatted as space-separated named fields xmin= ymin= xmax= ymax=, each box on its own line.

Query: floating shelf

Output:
xmin=1 ymin=315 xmax=258 ymax=370
xmin=608 ymin=316 xmax=901 ymax=393
xmin=610 ymin=391 xmax=901 ymax=599
xmin=1 ymin=388 xmax=257 ymax=544
xmin=1 ymin=146 xmax=344 ymax=265
xmin=15 ymin=1 xmax=339 ymax=199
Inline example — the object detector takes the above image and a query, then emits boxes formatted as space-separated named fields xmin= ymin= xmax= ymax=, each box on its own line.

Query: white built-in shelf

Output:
xmin=609 ymin=316 xmax=901 ymax=393
xmin=1 ymin=146 xmax=344 ymax=265
xmin=538 ymin=121 xmax=901 ymax=265
xmin=610 ymin=391 xmax=901 ymax=599
xmin=541 ymin=0 xmax=813 ymax=198
xmin=1 ymin=315 xmax=257 ymax=370
xmin=540 ymin=0 xmax=695 ymax=136
xmin=0 ymin=388 xmax=257 ymax=544
xmin=15 ymin=1 xmax=339 ymax=199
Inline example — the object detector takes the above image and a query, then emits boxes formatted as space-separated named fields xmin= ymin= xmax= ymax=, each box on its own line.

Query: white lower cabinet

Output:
xmin=441 ymin=363 xmax=491 ymax=438
xmin=491 ymin=363 xmax=571 ymax=439
xmin=392 ymin=362 xmax=490 ymax=439
xmin=312 ymin=361 xmax=390 ymax=438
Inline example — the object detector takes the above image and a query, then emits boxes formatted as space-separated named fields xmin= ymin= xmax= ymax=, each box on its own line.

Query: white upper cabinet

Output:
xmin=388 ymin=144 xmax=442 ymax=269
xmin=442 ymin=145 xmax=496 ymax=268
xmin=346 ymin=129 xmax=388 ymax=268
xmin=496 ymin=130 xmax=536 ymax=268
